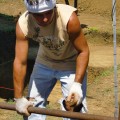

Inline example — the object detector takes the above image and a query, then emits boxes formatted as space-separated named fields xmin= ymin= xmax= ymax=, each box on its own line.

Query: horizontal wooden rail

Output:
xmin=0 ymin=102 xmax=116 ymax=120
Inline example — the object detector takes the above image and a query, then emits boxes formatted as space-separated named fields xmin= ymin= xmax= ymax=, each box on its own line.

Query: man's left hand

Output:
xmin=66 ymin=82 xmax=83 ymax=110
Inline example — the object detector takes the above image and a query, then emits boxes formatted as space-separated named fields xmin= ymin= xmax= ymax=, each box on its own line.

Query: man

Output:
xmin=13 ymin=0 xmax=89 ymax=120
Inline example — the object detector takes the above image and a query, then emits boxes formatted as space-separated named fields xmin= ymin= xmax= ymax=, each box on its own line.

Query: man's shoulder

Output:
xmin=19 ymin=11 xmax=29 ymax=19
xmin=18 ymin=11 xmax=30 ymax=26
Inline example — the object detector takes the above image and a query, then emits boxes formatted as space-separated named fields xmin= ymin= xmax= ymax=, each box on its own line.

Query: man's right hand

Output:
xmin=15 ymin=97 xmax=33 ymax=116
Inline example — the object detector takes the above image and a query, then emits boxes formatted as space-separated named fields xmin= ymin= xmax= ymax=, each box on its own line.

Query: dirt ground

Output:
xmin=0 ymin=0 xmax=120 ymax=120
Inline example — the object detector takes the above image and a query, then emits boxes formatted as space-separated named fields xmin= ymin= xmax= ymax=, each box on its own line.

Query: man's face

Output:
xmin=31 ymin=9 xmax=55 ymax=27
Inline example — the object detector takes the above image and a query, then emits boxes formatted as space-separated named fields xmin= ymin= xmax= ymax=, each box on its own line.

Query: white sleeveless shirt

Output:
xmin=18 ymin=4 xmax=78 ymax=70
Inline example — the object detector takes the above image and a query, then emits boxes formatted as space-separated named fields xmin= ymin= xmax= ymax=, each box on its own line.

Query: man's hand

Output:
xmin=15 ymin=97 xmax=33 ymax=116
xmin=65 ymin=82 xmax=83 ymax=110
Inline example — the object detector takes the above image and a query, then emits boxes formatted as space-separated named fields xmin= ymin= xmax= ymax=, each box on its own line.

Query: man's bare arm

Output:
xmin=68 ymin=12 xmax=90 ymax=83
xmin=13 ymin=22 xmax=29 ymax=98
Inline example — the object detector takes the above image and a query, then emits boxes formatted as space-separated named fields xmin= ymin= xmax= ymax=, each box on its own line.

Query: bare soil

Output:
xmin=0 ymin=0 xmax=120 ymax=120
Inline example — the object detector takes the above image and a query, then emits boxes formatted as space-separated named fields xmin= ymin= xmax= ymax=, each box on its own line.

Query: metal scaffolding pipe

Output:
xmin=0 ymin=102 xmax=115 ymax=120
xmin=112 ymin=0 xmax=119 ymax=119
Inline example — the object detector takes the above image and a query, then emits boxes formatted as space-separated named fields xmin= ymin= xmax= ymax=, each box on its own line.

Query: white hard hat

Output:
xmin=24 ymin=0 xmax=56 ymax=13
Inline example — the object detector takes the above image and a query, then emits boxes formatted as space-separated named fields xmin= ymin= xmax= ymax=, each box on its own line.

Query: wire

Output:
xmin=0 ymin=60 xmax=14 ymax=91
xmin=0 ymin=86 xmax=14 ymax=91
xmin=0 ymin=59 xmax=13 ymax=67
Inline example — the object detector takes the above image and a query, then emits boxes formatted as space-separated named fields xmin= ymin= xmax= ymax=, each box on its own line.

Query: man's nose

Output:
xmin=43 ymin=14 xmax=48 ymax=22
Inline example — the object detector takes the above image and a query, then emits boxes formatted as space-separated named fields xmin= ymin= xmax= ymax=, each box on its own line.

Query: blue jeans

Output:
xmin=24 ymin=62 xmax=88 ymax=120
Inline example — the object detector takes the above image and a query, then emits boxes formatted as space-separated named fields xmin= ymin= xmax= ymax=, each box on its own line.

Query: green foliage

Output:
xmin=0 ymin=26 xmax=15 ymax=33
xmin=0 ymin=13 xmax=14 ymax=20
xmin=95 ymin=68 xmax=112 ymax=82
xmin=93 ymin=64 xmax=120 ymax=83
xmin=0 ymin=13 xmax=15 ymax=32
xmin=88 ymin=27 xmax=99 ymax=33
xmin=6 ymin=98 xmax=14 ymax=104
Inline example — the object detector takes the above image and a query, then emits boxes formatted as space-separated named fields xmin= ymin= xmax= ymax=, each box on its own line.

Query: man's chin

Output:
xmin=38 ymin=22 xmax=50 ymax=27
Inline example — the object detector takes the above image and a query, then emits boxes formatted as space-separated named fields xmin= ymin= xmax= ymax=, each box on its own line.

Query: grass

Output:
xmin=88 ymin=27 xmax=99 ymax=33
xmin=92 ymin=64 xmax=120 ymax=84
xmin=87 ymin=64 xmax=120 ymax=90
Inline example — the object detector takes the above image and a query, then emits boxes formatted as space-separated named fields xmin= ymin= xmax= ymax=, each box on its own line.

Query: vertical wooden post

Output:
xmin=65 ymin=0 xmax=69 ymax=5
xmin=74 ymin=0 xmax=78 ymax=8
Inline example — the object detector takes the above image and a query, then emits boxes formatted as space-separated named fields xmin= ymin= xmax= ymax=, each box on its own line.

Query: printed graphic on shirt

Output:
xmin=26 ymin=27 xmax=67 ymax=56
